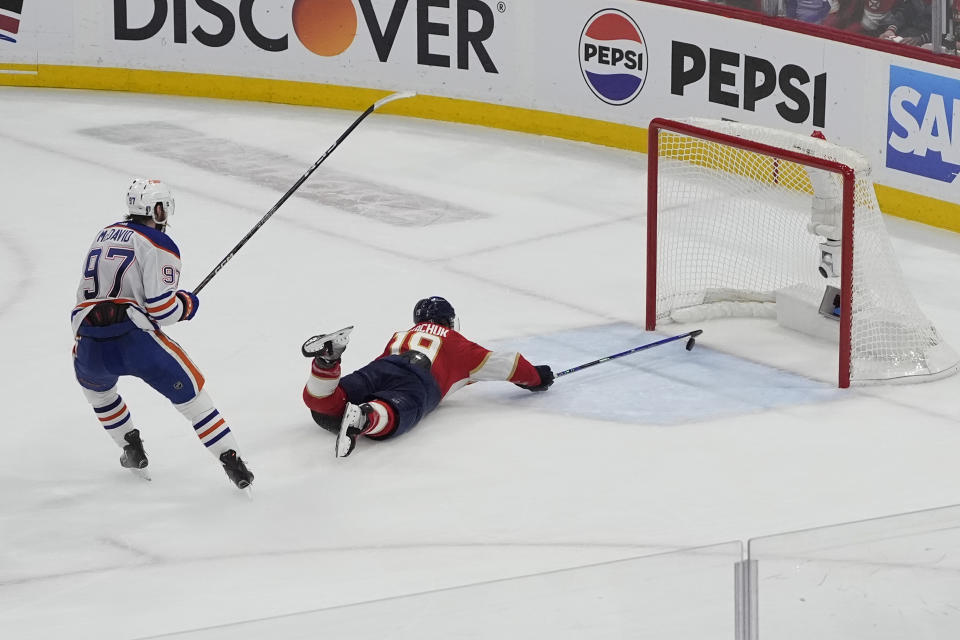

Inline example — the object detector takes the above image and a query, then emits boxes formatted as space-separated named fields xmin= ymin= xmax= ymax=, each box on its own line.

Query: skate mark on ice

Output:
xmin=0 ymin=228 xmax=35 ymax=320
xmin=98 ymin=536 xmax=168 ymax=563
xmin=0 ymin=539 xmax=678 ymax=588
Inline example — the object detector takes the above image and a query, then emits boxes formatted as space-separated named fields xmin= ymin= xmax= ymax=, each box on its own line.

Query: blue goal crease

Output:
xmin=480 ymin=323 xmax=841 ymax=425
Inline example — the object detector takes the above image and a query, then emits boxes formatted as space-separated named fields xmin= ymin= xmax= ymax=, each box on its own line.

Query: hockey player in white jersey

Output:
xmin=71 ymin=179 xmax=253 ymax=489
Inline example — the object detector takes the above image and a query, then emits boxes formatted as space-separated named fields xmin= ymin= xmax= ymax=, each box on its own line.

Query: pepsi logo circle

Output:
xmin=580 ymin=9 xmax=648 ymax=106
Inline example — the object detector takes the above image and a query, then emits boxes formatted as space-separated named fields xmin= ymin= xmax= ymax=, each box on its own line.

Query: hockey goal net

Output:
xmin=645 ymin=117 xmax=958 ymax=387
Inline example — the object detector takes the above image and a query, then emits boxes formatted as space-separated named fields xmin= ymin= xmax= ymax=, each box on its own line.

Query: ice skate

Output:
xmin=219 ymin=449 xmax=254 ymax=490
xmin=336 ymin=402 xmax=372 ymax=458
xmin=302 ymin=326 xmax=353 ymax=366
xmin=120 ymin=429 xmax=151 ymax=481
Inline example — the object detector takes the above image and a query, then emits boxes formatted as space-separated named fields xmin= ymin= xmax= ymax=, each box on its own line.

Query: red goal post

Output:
xmin=645 ymin=117 xmax=957 ymax=388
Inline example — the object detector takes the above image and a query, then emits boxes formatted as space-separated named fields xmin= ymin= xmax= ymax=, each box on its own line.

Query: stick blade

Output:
xmin=374 ymin=90 xmax=417 ymax=110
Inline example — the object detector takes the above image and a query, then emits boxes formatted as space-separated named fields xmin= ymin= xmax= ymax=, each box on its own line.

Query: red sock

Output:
xmin=363 ymin=400 xmax=397 ymax=439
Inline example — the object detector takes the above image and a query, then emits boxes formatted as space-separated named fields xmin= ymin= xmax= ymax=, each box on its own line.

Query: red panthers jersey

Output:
xmin=378 ymin=322 xmax=542 ymax=398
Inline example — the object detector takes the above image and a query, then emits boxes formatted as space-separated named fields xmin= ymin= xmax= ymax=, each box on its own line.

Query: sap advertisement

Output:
xmin=887 ymin=65 xmax=960 ymax=185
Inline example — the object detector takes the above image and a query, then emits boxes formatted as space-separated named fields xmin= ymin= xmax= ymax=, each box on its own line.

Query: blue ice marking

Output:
xmin=479 ymin=323 xmax=841 ymax=425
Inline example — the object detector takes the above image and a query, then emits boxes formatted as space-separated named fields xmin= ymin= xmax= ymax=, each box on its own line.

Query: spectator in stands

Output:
xmin=821 ymin=0 xmax=866 ymax=30
xmin=859 ymin=0 xmax=898 ymax=32
xmin=877 ymin=0 xmax=934 ymax=46
xmin=785 ymin=0 xmax=840 ymax=24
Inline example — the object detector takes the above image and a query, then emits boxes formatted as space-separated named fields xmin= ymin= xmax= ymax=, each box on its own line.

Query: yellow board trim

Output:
xmin=0 ymin=63 xmax=38 ymax=72
xmin=2 ymin=63 xmax=956 ymax=228
xmin=0 ymin=63 xmax=645 ymax=151
xmin=876 ymin=185 xmax=960 ymax=233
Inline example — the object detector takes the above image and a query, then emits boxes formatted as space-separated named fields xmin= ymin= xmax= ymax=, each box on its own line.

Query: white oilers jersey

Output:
xmin=71 ymin=221 xmax=187 ymax=335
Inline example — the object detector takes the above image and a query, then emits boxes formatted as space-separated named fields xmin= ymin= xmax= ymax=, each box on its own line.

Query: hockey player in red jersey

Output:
xmin=301 ymin=296 xmax=554 ymax=457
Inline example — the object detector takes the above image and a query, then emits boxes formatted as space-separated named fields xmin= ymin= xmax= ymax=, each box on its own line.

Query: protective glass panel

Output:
xmin=167 ymin=542 xmax=743 ymax=639
xmin=749 ymin=504 xmax=960 ymax=640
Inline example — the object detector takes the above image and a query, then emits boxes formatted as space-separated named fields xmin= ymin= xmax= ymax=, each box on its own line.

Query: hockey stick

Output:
xmin=555 ymin=329 xmax=703 ymax=378
xmin=194 ymin=90 xmax=417 ymax=293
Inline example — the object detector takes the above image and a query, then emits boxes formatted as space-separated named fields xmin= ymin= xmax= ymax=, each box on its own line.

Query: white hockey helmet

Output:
xmin=126 ymin=178 xmax=175 ymax=230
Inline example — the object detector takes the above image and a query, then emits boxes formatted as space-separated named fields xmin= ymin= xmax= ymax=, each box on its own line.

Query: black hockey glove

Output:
xmin=516 ymin=365 xmax=554 ymax=392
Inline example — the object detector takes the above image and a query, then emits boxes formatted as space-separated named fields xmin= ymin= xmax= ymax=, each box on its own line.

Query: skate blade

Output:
xmin=336 ymin=432 xmax=360 ymax=458
xmin=303 ymin=326 xmax=354 ymax=356
xmin=336 ymin=405 xmax=361 ymax=458
xmin=128 ymin=467 xmax=152 ymax=481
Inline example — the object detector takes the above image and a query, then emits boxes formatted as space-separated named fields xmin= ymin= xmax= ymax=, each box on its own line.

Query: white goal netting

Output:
xmin=649 ymin=118 xmax=958 ymax=385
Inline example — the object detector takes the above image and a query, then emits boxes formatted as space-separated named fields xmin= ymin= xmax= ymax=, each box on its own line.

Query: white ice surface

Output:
xmin=2 ymin=87 xmax=960 ymax=639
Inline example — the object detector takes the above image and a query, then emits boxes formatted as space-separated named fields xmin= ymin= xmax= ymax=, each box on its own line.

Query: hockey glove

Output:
xmin=516 ymin=365 xmax=554 ymax=392
xmin=176 ymin=290 xmax=199 ymax=321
